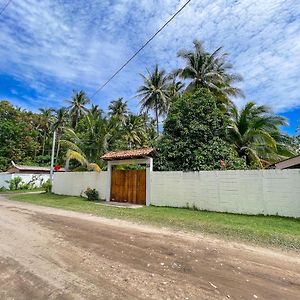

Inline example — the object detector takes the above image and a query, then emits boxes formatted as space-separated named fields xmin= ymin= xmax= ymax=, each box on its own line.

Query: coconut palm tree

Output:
xmin=52 ymin=107 xmax=69 ymax=162
xmin=60 ymin=111 xmax=110 ymax=171
xmin=66 ymin=90 xmax=90 ymax=128
xmin=122 ymin=114 xmax=147 ymax=149
xmin=176 ymin=40 xmax=243 ymax=102
xmin=90 ymin=104 xmax=103 ymax=119
xmin=168 ymin=74 xmax=185 ymax=99
xmin=38 ymin=108 xmax=54 ymax=156
xmin=137 ymin=65 xmax=171 ymax=134
xmin=227 ymin=102 xmax=293 ymax=167
xmin=108 ymin=98 xmax=128 ymax=124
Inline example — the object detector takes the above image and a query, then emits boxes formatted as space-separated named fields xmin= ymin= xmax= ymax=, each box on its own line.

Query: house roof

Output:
xmin=10 ymin=163 xmax=50 ymax=172
xmin=101 ymin=148 xmax=155 ymax=161
xmin=8 ymin=161 xmax=65 ymax=172
xmin=272 ymin=154 xmax=300 ymax=169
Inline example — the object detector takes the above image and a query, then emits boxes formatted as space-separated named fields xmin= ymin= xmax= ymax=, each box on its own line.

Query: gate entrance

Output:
xmin=110 ymin=169 xmax=146 ymax=205
xmin=101 ymin=148 xmax=154 ymax=206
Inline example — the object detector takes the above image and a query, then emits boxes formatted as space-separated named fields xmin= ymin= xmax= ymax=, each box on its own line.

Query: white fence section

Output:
xmin=150 ymin=170 xmax=300 ymax=218
xmin=51 ymin=170 xmax=300 ymax=218
xmin=52 ymin=171 xmax=107 ymax=199
xmin=0 ymin=173 xmax=49 ymax=189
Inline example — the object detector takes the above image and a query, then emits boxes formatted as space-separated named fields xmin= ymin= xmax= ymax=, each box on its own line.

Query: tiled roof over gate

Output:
xmin=101 ymin=148 xmax=154 ymax=160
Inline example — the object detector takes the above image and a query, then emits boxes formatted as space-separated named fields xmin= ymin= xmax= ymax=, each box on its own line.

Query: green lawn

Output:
xmin=0 ymin=188 xmax=45 ymax=194
xmin=9 ymin=193 xmax=300 ymax=251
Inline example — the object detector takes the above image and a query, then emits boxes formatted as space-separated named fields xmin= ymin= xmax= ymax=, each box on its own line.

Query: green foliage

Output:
xmin=0 ymin=101 xmax=41 ymax=171
xmin=155 ymin=89 xmax=247 ymax=171
xmin=176 ymin=39 xmax=243 ymax=101
xmin=41 ymin=180 xmax=52 ymax=193
xmin=6 ymin=176 xmax=23 ymax=190
xmin=137 ymin=64 xmax=171 ymax=133
xmin=0 ymin=186 xmax=8 ymax=192
xmin=227 ymin=102 xmax=295 ymax=167
xmin=84 ymin=188 xmax=99 ymax=201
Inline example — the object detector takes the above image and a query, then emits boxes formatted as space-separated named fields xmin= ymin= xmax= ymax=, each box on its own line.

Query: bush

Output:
xmin=84 ymin=188 xmax=99 ymax=201
xmin=0 ymin=186 xmax=7 ymax=192
xmin=6 ymin=176 xmax=23 ymax=190
xmin=41 ymin=180 xmax=52 ymax=193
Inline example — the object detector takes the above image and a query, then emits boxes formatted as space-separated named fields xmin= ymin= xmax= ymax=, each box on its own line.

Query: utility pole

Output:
xmin=50 ymin=130 xmax=57 ymax=188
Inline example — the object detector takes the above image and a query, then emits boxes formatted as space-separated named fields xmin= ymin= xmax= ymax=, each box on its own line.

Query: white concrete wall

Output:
xmin=0 ymin=173 xmax=49 ymax=189
xmin=150 ymin=170 xmax=300 ymax=218
xmin=52 ymin=172 xmax=107 ymax=199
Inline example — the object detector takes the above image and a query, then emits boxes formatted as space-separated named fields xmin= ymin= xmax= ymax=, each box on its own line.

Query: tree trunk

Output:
xmin=55 ymin=135 xmax=60 ymax=163
xmin=155 ymin=99 xmax=159 ymax=134
xmin=42 ymin=133 xmax=46 ymax=156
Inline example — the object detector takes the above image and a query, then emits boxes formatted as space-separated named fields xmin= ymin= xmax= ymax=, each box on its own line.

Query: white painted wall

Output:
xmin=0 ymin=173 xmax=49 ymax=189
xmin=51 ymin=169 xmax=300 ymax=218
xmin=150 ymin=170 xmax=300 ymax=218
xmin=52 ymin=171 xmax=107 ymax=199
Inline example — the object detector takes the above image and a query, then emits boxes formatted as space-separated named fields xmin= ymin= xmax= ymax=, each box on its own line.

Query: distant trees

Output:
xmin=0 ymin=40 xmax=295 ymax=172
xmin=0 ymin=101 xmax=40 ymax=171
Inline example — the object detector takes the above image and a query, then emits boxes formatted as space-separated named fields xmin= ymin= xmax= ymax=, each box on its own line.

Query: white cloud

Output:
xmin=0 ymin=0 xmax=299 ymax=113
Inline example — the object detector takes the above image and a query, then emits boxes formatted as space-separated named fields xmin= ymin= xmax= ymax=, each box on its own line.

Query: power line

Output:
xmin=0 ymin=0 xmax=12 ymax=16
xmin=90 ymin=0 xmax=192 ymax=99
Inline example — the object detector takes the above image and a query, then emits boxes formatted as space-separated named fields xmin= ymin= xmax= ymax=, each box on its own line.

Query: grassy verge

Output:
xmin=9 ymin=193 xmax=300 ymax=251
xmin=0 ymin=188 xmax=45 ymax=194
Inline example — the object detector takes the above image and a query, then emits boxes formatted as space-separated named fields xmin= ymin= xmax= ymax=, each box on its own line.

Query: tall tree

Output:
xmin=108 ymin=98 xmax=128 ymax=124
xmin=137 ymin=64 xmax=170 ymax=134
xmin=52 ymin=107 xmax=69 ymax=162
xmin=38 ymin=108 xmax=53 ymax=156
xmin=176 ymin=40 xmax=243 ymax=102
xmin=122 ymin=114 xmax=146 ymax=149
xmin=0 ymin=101 xmax=40 ymax=170
xmin=66 ymin=90 xmax=90 ymax=128
xmin=155 ymin=89 xmax=246 ymax=171
xmin=227 ymin=102 xmax=294 ymax=167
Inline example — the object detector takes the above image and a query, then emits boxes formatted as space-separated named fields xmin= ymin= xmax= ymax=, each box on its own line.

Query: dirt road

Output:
xmin=0 ymin=196 xmax=299 ymax=299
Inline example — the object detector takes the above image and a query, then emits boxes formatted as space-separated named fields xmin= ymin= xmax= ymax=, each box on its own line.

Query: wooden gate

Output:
xmin=110 ymin=169 xmax=146 ymax=205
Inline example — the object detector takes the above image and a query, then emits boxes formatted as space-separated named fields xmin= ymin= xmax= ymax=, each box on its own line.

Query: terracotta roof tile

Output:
xmin=101 ymin=148 xmax=154 ymax=160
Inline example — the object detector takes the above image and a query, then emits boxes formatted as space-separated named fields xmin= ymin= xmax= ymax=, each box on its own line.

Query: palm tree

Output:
xmin=137 ymin=64 xmax=170 ymax=134
xmin=122 ymin=114 xmax=147 ymax=149
xmin=52 ymin=107 xmax=69 ymax=162
xmin=108 ymin=98 xmax=128 ymax=124
xmin=168 ymin=74 xmax=185 ymax=99
xmin=66 ymin=90 xmax=90 ymax=128
xmin=38 ymin=108 xmax=54 ymax=156
xmin=90 ymin=104 xmax=103 ymax=119
xmin=60 ymin=112 xmax=110 ymax=171
xmin=227 ymin=102 xmax=293 ymax=167
xmin=176 ymin=40 xmax=243 ymax=102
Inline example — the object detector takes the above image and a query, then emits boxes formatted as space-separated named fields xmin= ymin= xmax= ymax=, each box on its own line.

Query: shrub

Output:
xmin=0 ymin=186 xmax=7 ymax=192
xmin=84 ymin=188 xmax=99 ymax=201
xmin=42 ymin=180 xmax=52 ymax=193
xmin=6 ymin=176 xmax=23 ymax=190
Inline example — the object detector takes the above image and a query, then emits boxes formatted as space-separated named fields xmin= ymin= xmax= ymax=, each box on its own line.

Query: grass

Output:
xmin=9 ymin=192 xmax=300 ymax=251
xmin=0 ymin=188 xmax=45 ymax=194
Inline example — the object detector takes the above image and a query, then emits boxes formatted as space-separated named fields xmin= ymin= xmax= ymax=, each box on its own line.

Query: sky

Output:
xmin=0 ymin=0 xmax=299 ymax=135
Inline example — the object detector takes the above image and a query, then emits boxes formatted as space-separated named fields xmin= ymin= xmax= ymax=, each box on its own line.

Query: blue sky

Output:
xmin=0 ymin=0 xmax=299 ymax=135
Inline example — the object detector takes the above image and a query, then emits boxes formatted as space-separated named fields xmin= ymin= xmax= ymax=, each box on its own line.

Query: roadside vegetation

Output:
xmin=9 ymin=193 xmax=300 ymax=251
xmin=0 ymin=176 xmax=50 ymax=193
xmin=0 ymin=40 xmax=299 ymax=173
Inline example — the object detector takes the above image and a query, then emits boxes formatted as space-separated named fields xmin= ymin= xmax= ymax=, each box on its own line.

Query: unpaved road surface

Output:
xmin=0 ymin=197 xmax=299 ymax=300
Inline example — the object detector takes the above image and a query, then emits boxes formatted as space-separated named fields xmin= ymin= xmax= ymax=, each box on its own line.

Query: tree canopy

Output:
xmin=155 ymin=89 xmax=247 ymax=171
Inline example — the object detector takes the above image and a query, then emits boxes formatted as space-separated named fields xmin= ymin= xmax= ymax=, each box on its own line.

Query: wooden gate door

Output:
xmin=110 ymin=169 xmax=146 ymax=205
